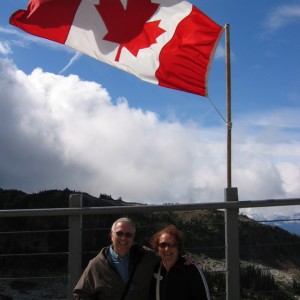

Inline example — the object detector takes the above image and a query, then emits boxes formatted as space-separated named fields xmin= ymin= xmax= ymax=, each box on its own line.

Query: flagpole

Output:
xmin=224 ymin=24 xmax=240 ymax=300
xmin=225 ymin=24 xmax=232 ymax=188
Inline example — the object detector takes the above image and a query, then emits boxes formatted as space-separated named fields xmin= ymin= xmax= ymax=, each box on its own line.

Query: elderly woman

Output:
xmin=149 ymin=224 xmax=211 ymax=300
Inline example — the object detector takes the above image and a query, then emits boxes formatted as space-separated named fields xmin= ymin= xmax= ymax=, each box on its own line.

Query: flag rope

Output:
xmin=207 ymin=95 xmax=227 ymax=125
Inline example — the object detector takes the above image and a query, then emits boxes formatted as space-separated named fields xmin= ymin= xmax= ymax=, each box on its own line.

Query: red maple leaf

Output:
xmin=115 ymin=20 xmax=165 ymax=61
xmin=95 ymin=0 xmax=165 ymax=61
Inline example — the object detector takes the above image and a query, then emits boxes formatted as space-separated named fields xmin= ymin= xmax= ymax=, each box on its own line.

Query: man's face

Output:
xmin=111 ymin=221 xmax=135 ymax=258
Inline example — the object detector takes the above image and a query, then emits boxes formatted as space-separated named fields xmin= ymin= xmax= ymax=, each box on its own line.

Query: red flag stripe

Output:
xmin=10 ymin=0 xmax=81 ymax=44
xmin=156 ymin=6 xmax=223 ymax=96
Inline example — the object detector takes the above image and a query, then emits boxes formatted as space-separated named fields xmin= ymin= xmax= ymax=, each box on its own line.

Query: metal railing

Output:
xmin=0 ymin=194 xmax=300 ymax=300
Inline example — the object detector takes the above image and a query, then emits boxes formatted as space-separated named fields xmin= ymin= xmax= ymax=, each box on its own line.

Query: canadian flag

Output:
xmin=10 ymin=0 xmax=223 ymax=96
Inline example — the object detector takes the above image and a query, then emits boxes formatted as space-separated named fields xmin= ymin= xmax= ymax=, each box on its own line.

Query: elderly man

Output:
xmin=73 ymin=217 xmax=159 ymax=300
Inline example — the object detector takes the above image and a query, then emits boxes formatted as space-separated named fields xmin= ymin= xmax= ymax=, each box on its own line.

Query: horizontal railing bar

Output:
xmin=240 ymin=241 xmax=300 ymax=247
xmin=0 ymin=229 xmax=69 ymax=234
xmin=0 ymin=198 xmax=300 ymax=217
xmin=0 ymin=275 xmax=68 ymax=280
xmin=0 ymin=252 xmax=69 ymax=257
xmin=82 ymin=222 xmax=227 ymax=232
xmin=255 ymin=218 xmax=300 ymax=223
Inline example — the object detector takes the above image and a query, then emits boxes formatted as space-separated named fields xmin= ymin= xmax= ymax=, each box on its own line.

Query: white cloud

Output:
xmin=0 ymin=59 xmax=299 ymax=220
xmin=0 ymin=41 xmax=12 ymax=55
xmin=214 ymin=44 xmax=225 ymax=60
xmin=264 ymin=4 xmax=300 ymax=32
xmin=213 ymin=43 xmax=235 ymax=63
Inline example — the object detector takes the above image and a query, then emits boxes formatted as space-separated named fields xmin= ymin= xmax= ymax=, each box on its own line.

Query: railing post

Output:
xmin=225 ymin=187 xmax=239 ymax=300
xmin=68 ymin=194 xmax=83 ymax=300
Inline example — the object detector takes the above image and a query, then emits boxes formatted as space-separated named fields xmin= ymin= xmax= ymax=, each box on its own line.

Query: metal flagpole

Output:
xmin=224 ymin=23 xmax=240 ymax=300
xmin=225 ymin=24 xmax=232 ymax=189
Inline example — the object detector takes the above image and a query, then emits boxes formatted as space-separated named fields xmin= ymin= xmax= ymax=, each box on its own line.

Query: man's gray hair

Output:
xmin=111 ymin=217 xmax=136 ymax=235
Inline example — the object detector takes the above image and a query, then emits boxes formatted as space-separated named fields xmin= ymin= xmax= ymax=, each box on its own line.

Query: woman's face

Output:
xmin=158 ymin=233 xmax=179 ymax=268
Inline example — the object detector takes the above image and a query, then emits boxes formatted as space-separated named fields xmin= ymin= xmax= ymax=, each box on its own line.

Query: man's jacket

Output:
xmin=73 ymin=244 xmax=159 ymax=300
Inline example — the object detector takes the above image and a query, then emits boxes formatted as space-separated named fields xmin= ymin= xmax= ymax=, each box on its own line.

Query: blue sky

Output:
xmin=0 ymin=0 xmax=300 ymax=220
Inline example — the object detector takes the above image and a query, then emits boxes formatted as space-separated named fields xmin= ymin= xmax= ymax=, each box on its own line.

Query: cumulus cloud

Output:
xmin=0 ymin=59 xmax=299 ymax=220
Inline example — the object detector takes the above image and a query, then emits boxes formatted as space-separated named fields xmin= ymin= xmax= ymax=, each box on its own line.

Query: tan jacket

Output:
xmin=73 ymin=244 xmax=159 ymax=300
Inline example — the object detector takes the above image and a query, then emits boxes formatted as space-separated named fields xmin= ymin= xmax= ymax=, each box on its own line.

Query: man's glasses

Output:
xmin=158 ymin=242 xmax=177 ymax=249
xmin=114 ymin=231 xmax=134 ymax=238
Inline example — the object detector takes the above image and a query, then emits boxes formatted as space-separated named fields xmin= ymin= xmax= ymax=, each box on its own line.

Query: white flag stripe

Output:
xmin=66 ymin=0 xmax=192 ymax=84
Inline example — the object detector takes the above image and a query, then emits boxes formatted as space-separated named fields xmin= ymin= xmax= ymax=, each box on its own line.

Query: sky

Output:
xmin=0 ymin=0 xmax=300 ymax=221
